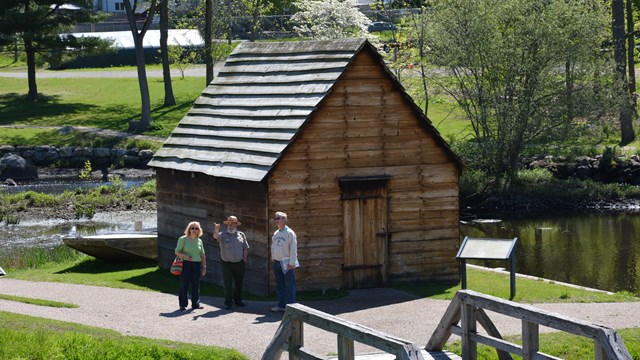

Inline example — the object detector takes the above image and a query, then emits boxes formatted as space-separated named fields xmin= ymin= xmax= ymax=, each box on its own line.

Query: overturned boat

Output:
xmin=62 ymin=232 xmax=157 ymax=262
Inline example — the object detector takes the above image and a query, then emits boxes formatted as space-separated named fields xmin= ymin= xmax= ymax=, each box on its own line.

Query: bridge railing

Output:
xmin=426 ymin=289 xmax=632 ymax=360
xmin=262 ymin=303 xmax=425 ymax=360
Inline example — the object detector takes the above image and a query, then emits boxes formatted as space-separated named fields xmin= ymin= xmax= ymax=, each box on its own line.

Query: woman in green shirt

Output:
xmin=175 ymin=221 xmax=207 ymax=311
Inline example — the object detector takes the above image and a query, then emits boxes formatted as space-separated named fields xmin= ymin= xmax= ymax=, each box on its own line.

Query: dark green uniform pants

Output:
xmin=221 ymin=259 xmax=245 ymax=305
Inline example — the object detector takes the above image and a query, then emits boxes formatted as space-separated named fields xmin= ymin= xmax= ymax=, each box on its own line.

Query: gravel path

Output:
xmin=1 ymin=278 xmax=639 ymax=359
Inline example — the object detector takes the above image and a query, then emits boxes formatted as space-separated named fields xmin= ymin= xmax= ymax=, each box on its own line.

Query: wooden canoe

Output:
xmin=62 ymin=233 xmax=157 ymax=262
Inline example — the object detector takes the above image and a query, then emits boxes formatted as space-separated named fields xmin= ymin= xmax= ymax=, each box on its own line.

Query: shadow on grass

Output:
xmin=55 ymin=258 xmax=155 ymax=275
xmin=55 ymin=258 xmax=226 ymax=297
xmin=150 ymin=101 xmax=192 ymax=119
xmin=54 ymin=258 xmax=347 ymax=303
xmin=0 ymin=93 xmax=98 ymax=125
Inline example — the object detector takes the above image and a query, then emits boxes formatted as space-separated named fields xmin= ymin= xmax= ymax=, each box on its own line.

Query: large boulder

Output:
xmin=0 ymin=153 xmax=38 ymax=180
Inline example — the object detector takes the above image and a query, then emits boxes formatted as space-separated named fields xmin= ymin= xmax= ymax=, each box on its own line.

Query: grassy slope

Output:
xmin=0 ymin=311 xmax=247 ymax=360
xmin=0 ymin=76 xmax=204 ymax=139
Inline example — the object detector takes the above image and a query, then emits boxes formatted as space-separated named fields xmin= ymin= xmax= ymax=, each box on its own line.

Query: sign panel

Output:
xmin=456 ymin=237 xmax=518 ymax=260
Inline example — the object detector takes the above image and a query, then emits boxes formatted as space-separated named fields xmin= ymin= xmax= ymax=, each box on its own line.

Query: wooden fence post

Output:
xmin=461 ymin=302 xmax=478 ymax=360
xmin=521 ymin=320 xmax=539 ymax=360
xmin=337 ymin=334 xmax=355 ymax=359
xmin=289 ymin=319 xmax=303 ymax=360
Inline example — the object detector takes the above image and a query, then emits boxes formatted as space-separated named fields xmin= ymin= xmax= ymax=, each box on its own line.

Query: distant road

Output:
xmin=0 ymin=64 xmax=212 ymax=78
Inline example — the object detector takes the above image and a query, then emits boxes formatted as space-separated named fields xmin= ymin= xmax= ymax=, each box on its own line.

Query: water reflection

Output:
xmin=461 ymin=214 xmax=640 ymax=294
xmin=0 ymin=211 xmax=157 ymax=250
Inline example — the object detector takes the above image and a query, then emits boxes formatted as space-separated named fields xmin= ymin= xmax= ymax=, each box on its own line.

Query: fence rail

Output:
xmin=262 ymin=303 xmax=425 ymax=360
xmin=426 ymin=290 xmax=632 ymax=360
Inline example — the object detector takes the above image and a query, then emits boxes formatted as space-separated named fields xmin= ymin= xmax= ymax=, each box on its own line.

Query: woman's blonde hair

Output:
xmin=184 ymin=221 xmax=203 ymax=237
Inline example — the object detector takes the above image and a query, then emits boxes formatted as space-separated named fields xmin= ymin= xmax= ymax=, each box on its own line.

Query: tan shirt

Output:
xmin=217 ymin=231 xmax=249 ymax=262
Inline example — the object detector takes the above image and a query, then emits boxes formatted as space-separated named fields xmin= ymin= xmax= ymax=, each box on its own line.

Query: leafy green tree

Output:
xmin=166 ymin=44 xmax=197 ymax=79
xmin=0 ymin=0 xmax=93 ymax=102
xmin=240 ymin=0 xmax=272 ymax=41
xmin=291 ymin=0 xmax=370 ymax=39
xmin=176 ymin=0 xmax=231 ymax=84
xmin=423 ymin=0 xmax=614 ymax=185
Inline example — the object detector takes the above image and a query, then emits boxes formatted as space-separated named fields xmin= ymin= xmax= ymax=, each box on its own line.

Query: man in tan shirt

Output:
xmin=214 ymin=215 xmax=249 ymax=310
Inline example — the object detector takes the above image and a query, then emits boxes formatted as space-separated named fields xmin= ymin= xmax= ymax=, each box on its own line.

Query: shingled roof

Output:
xmin=149 ymin=38 xmax=457 ymax=181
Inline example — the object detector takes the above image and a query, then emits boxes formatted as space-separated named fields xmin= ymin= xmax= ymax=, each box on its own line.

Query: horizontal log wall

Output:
xmin=268 ymin=48 xmax=460 ymax=291
xmin=156 ymin=168 xmax=271 ymax=295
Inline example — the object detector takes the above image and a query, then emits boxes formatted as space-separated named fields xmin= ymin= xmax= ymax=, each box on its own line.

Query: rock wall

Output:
xmin=524 ymin=154 xmax=640 ymax=184
xmin=0 ymin=145 xmax=154 ymax=169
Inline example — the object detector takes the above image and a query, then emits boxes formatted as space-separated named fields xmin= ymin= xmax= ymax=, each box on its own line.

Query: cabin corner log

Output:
xmin=426 ymin=290 xmax=632 ymax=360
xmin=263 ymin=303 xmax=425 ymax=360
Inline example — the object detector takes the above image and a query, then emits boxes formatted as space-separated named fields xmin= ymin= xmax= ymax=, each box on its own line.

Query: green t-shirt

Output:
xmin=175 ymin=236 xmax=205 ymax=262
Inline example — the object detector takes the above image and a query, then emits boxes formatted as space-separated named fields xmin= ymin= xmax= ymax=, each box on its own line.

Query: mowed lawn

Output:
xmin=0 ymin=71 xmax=473 ymax=143
xmin=0 ymin=75 xmax=206 ymax=139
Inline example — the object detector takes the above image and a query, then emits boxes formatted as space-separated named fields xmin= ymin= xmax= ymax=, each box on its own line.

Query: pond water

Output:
xmin=461 ymin=213 xmax=640 ymax=294
xmin=0 ymin=211 xmax=157 ymax=250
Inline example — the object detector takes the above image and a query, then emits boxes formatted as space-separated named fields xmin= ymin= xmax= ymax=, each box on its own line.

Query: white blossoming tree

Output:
xmin=291 ymin=0 xmax=371 ymax=39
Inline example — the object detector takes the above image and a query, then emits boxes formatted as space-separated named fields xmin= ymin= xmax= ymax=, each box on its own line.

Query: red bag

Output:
xmin=170 ymin=257 xmax=183 ymax=275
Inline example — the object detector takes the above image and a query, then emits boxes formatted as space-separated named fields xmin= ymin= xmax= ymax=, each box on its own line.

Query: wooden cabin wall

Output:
xmin=268 ymin=48 xmax=460 ymax=291
xmin=156 ymin=168 xmax=270 ymax=295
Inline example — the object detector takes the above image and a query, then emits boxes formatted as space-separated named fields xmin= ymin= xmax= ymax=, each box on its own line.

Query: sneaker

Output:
xmin=192 ymin=305 xmax=204 ymax=310
xmin=235 ymin=301 xmax=246 ymax=307
xmin=225 ymin=303 xmax=233 ymax=310
xmin=179 ymin=307 xmax=186 ymax=311
xmin=270 ymin=306 xmax=285 ymax=312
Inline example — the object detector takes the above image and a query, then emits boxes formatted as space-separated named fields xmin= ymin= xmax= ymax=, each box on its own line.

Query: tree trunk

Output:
xmin=205 ymin=0 xmax=214 ymax=85
xmin=420 ymin=63 xmax=429 ymax=115
xmin=123 ymin=0 xmax=157 ymax=133
xmin=613 ymin=0 xmax=635 ymax=144
xmin=135 ymin=38 xmax=152 ymax=133
xmin=627 ymin=0 xmax=636 ymax=110
xmin=25 ymin=39 xmax=38 ymax=102
xmin=565 ymin=60 xmax=574 ymax=122
xmin=160 ymin=0 xmax=175 ymax=106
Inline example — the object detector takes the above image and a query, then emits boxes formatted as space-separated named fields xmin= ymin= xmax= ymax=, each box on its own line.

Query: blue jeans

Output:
xmin=179 ymin=260 xmax=201 ymax=309
xmin=273 ymin=260 xmax=296 ymax=308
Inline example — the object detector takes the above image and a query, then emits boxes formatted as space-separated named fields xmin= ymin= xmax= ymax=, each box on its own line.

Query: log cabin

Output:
xmin=148 ymin=38 xmax=462 ymax=296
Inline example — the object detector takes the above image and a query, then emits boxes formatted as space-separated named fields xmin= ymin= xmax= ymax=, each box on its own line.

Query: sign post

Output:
xmin=456 ymin=237 xmax=519 ymax=299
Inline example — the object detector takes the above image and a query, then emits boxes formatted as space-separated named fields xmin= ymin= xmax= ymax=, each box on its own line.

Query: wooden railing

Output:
xmin=426 ymin=290 xmax=632 ymax=360
xmin=262 ymin=303 xmax=425 ymax=360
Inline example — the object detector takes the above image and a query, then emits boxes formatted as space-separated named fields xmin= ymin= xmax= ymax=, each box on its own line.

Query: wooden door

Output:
xmin=341 ymin=178 xmax=389 ymax=289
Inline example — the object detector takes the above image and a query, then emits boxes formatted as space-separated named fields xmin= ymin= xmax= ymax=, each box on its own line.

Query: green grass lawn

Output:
xmin=394 ymin=266 xmax=637 ymax=303
xmin=0 ymin=311 xmax=247 ymax=360
xmin=0 ymin=76 xmax=204 ymax=140
xmin=445 ymin=328 xmax=640 ymax=359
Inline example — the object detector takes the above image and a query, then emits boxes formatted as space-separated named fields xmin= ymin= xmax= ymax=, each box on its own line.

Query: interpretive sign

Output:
xmin=456 ymin=237 xmax=519 ymax=299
